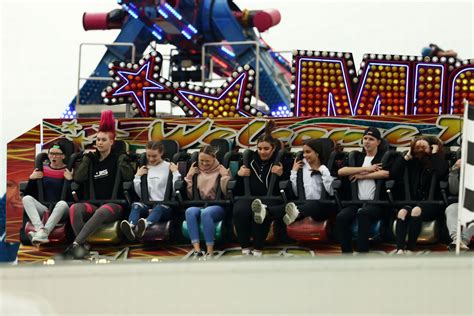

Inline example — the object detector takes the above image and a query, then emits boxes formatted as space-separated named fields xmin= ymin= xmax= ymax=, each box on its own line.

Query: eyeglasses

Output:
xmin=48 ymin=152 xmax=64 ymax=157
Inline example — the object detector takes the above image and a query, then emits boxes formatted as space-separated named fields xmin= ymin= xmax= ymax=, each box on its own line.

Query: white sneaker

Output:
xmin=448 ymin=239 xmax=470 ymax=251
xmin=415 ymin=250 xmax=431 ymax=255
xmin=241 ymin=248 xmax=252 ymax=256
xmin=135 ymin=218 xmax=148 ymax=239
xmin=252 ymin=250 xmax=263 ymax=257
xmin=395 ymin=249 xmax=405 ymax=255
xmin=460 ymin=240 xmax=470 ymax=250
xmin=28 ymin=230 xmax=37 ymax=242
xmin=283 ymin=202 xmax=300 ymax=226
xmin=32 ymin=229 xmax=49 ymax=244
xmin=251 ymin=199 xmax=267 ymax=224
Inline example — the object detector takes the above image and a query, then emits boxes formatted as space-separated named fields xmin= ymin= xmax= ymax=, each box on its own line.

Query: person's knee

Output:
xmin=335 ymin=213 xmax=345 ymax=223
xmin=54 ymin=201 xmax=68 ymax=216
xmin=89 ymin=210 xmax=108 ymax=225
xmin=55 ymin=201 xmax=68 ymax=209
xmin=185 ymin=207 xmax=200 ymax=218
xmin=336 ymin=210 xmax=351 ymax=223
xmin=397 ymin=208 xmax=409 ymax=220
xmin=445 ymin=203 xmax=458 ymax=216
xmin=356 ymin=208 xmax=371 ymax=219
xmin=131 ymin=202 xmax=145 ymax=211
xmin=152 ymin=204 xmax=165 ymax=213
xmin=22 ymin=195 xmax=34 ymax=203
xmin=200 ymin=208 xmax=216 ymax=221
xmin=70 ymin=203 xmax=84 ymax=216
xmin=411 ymin=206 xmax=422 ymax=217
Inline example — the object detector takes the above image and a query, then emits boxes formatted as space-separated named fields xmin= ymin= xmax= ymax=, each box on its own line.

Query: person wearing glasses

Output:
xmin=22 ymin=142 xmax=73 ymax=245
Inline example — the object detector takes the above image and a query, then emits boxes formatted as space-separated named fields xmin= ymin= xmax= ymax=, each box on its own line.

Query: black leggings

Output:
xmin=395 ymin=203 xmax=444 ymax=251
xmin=335 ymin=204 xmax=388 ymax=253
xmin=233 ymin=198 xmax=285 ymax=250
xmin=70 ymin=203 xmax=123 ymax=244
xmin=292 ymin=200 xmax=336 ymax=221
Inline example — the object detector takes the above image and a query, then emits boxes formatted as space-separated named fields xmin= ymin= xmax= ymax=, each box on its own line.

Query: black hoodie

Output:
xmin=236 ymin=150 xmax=291 ymax=197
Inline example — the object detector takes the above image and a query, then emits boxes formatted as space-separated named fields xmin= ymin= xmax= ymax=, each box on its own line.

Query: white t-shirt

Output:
xmin=358 ymin=156 xmax=376 ymax=200
xmin=133 ymin=161 xmax=181 ymax=201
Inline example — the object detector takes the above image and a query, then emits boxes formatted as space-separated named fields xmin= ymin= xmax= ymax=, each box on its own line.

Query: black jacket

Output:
xmin=404 ymin=153 xmax=449 ymax=200
xmin=74 ymin=151 xmax=134 ymax=200
xmin=236 ymin=150 xmax=291 ymax=197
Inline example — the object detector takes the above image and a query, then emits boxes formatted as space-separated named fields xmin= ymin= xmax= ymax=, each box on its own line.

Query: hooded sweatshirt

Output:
xmin=236 ymin=150 xmax=291 ymax=197
xmin=185 ymin=159 xmax=231 ymax=200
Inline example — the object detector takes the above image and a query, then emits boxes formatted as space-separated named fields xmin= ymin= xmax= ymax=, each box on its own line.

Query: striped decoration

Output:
xmin=462 ymin=103 xmax=474 ymax=229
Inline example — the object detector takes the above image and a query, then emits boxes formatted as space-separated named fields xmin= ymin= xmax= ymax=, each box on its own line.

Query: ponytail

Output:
xmin=257 ymin=120 xmax=278 ymax=149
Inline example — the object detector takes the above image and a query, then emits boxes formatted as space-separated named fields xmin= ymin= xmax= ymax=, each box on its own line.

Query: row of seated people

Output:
xmin=20 ymin=124 xmax=472 ymax=259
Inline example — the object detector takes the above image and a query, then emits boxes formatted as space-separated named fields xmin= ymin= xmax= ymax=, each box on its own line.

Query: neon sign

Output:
xmin=291 ymin=50 xmax=474 ymax=117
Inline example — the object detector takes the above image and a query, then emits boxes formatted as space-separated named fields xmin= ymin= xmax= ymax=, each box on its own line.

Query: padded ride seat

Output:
xmin=141 ymin=221 xmax=172 ymax=243
xmin=182 ymin=220 xmax=223 ymax=241
xmin=24 ymin=211 xmax=69 ymax=244
xmin=286 ymin=217 xmax=330 ymax=242
xmin=392 ymin=220 xmax=439 ymax=244
xmin=351 ymin=218 xmax=383 ymax=241
xmin=86 ymin=221 xmax=122 ymax=244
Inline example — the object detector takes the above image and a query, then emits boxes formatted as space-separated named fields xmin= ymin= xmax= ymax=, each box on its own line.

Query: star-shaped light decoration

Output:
xmin=102 ymin=51 xmax=173 ymax=117
xmin=60 ymin=119 xmax=83 ymax=135
xmin=174 ymin=65 xmax=264 ymax=118
xmin=65 ymin=130 xmax=94 ymax=150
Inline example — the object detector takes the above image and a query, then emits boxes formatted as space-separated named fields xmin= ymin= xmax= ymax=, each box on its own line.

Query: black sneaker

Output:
xmin=83 ymin=242 xmax=92 ymax=252
xmin=120 ymin=220 xmax=136 ymax=241
xmin=63 ymin=242 xmax=89 ymax=260
xmin=192 ymin=250 xmax=205 ymax=260
xmin=135 ymin=218 xmax=148 ymax=239
xmin=73 ymin=243 xmax=90 ymax=259
xmin=62 ymin=243 xmax=77 ymax=259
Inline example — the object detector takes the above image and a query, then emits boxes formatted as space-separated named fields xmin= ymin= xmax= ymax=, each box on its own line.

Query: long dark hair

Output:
xmin=304 ymin=139 xmax=329 ymax=165
xmin=410 ymin=136 xmax=444 ymax=157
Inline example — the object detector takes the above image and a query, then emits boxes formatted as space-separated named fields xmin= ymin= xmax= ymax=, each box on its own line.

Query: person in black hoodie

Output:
xmin=393 ymin=136 xmax=449 ymax=254
xmin=65 ymin=110 xmax=134 ymax=258
xmin=233 ymin=120 xmax=290 ymax=257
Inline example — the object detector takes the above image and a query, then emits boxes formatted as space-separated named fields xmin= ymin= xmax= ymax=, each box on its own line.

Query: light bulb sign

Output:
xmin=291 ymin=50 xmax=473 ymax=117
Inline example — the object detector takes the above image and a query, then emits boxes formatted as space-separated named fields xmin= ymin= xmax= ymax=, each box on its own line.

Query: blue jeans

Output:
xmin=185 ymin=205 xmax=225 ymax=246
xmin=128 ymin=202 xmax=172 ymax=225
